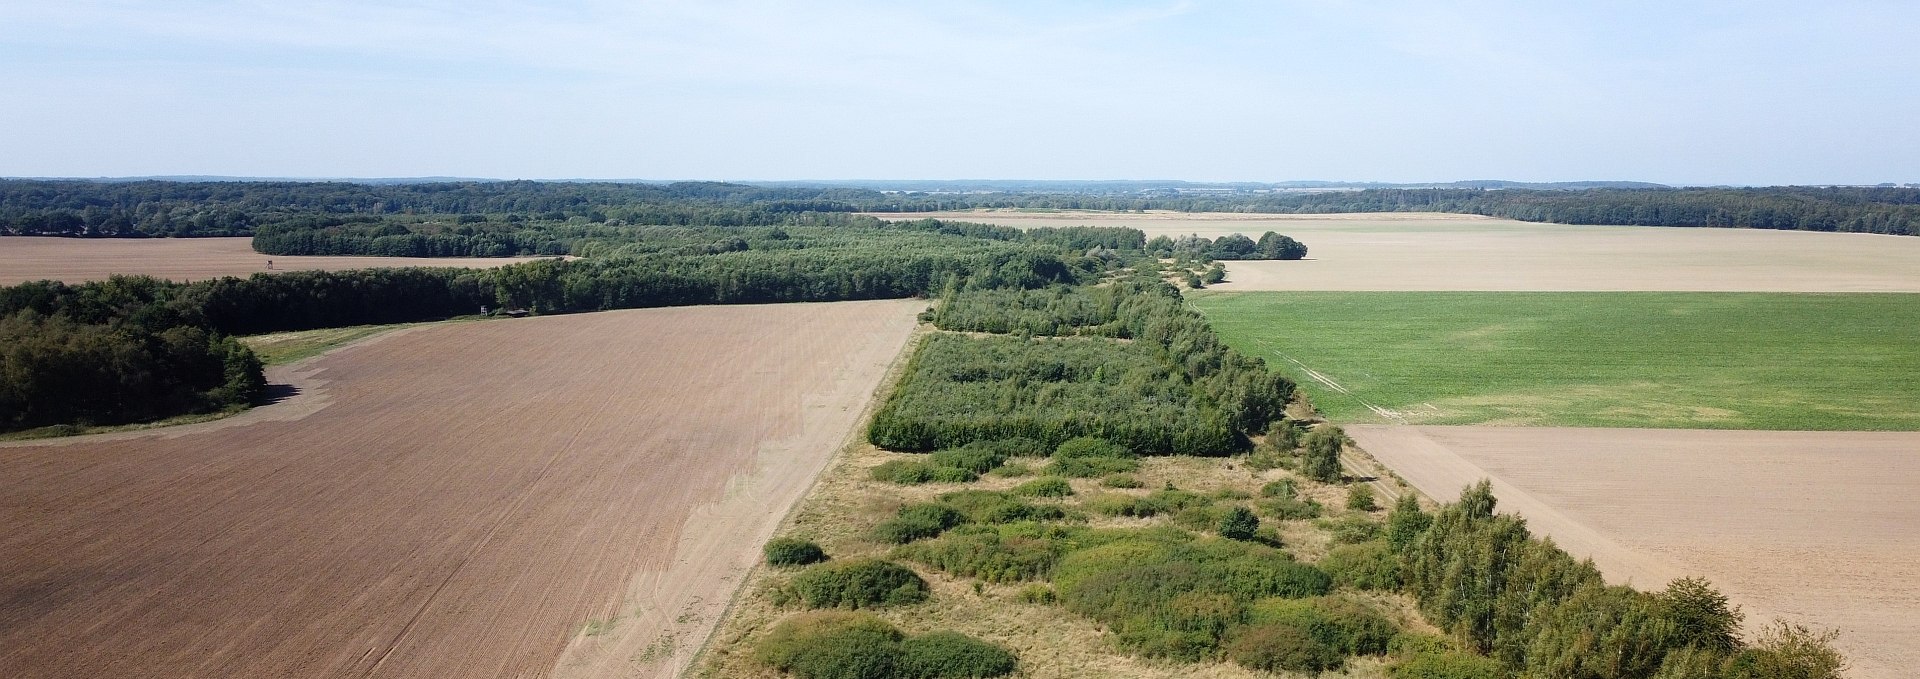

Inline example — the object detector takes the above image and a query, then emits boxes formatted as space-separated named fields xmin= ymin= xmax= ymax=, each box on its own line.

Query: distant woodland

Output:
xmin=1 ymin=179 xmax=1916 ymax=239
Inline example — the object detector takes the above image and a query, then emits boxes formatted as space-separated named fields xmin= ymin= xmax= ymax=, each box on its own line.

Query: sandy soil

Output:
xmin=0 ymin=300 xmax=922 ymax=679
xmin=876 ymin=211 xmax=1920 ymax=292
xmin=1348 ymin=425 xmax=1920 ymax=679
xmin=0 ymin=236 xmax=551 ymax=284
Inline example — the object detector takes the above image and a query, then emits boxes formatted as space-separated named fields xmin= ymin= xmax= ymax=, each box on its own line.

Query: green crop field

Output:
xmin=1192 ymin=291 xmax=1920 ymax=430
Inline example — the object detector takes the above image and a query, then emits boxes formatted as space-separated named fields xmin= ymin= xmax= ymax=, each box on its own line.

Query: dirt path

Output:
xmin=0 ymin=236 xmax=551 ymax=284
xmin=1350 ymin=425 xmax=1920 ymax=679
xmin=0 ymin=300 xmax=922 ymax=679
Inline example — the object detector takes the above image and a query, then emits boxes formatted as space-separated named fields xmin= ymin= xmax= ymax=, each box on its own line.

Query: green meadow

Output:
xmin=1192 ymin=291 xmax=1920 ymax=430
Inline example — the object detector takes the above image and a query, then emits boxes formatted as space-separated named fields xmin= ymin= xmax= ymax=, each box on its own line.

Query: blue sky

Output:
xmin=2 ymin=1 xmax=1915 ymax=184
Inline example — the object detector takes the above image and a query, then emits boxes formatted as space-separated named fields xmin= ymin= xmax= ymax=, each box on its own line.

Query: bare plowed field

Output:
xmin=1349 ymin=425 xmax=1920 ymax=679
xmin=0 ymin=236 xmax=549 ymax=284
xmin=0 ymin=300 xmax=922 ymax=679
xmin=878 ymin=210 xmax=1920 ymax=292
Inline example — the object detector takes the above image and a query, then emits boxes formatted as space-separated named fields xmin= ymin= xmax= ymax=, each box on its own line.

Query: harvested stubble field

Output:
xmin=1348 ymin=424 xmax=1920 ymax=679
xmin=0 ymin=299 xmax=921 ymax=679
xmin=878 ymin=210 xmax=1920 ymax=292
xmin=0 ymin=236 xmax=550 ymax=284
xmin=1193 ymin=291 xmax=1920 ymax=431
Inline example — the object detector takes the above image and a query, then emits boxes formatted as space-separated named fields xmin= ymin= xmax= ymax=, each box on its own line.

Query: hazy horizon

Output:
xmin=4 ymin=1 xmax=1916 ymax=185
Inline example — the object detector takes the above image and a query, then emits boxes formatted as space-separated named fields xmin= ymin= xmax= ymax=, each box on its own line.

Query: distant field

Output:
xmin=1350 ymin=425 xmax=1920 ymax=679
xmin=0 ymin=236 xmax=549 ymax=284
xmin=1193 ymin=291 xmax=1920 ymax=430
xmin=0 ymin=300 xmax=921 ymax=679
xmin=877 ymin=210 xmax=1920 ymax=292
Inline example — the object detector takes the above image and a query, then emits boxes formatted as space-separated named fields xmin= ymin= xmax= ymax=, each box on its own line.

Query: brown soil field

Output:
xmin=1348 ymin=425 xmax=1920 ymax=679
xmin=0 ymin=299 xmax=922 ymax=679
xmin=875 ymin=210 xmax=1920 ymax=292
xmin=0 ymin=236 xmax=552 ymax=284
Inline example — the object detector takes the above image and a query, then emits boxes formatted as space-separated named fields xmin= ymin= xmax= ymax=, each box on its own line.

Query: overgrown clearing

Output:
xmin=890 ymin=210 xmax=1920 ymax=292
xmin=1194 ymin=291 xmax=1920 ymax=430
xmin=1350 ymin=424 xmax=1920 ymax=679
xmin=0 ymin=236 xmax=547 ymax=284
xmin=0 ymin=300 xmax=920 ymax=679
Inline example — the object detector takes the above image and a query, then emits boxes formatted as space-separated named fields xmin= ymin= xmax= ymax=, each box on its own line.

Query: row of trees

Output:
xmin=1390 ymin=482 xmax=1846 ymax=678
xmin=871 ymin=278 xmax=1297 ymax=455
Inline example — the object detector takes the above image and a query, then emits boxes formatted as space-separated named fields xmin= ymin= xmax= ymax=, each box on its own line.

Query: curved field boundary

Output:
xmin=1349 ymin=424 xmax=1920 ymax=679
xmin=0 ymin=300 xmax=922 ymax=679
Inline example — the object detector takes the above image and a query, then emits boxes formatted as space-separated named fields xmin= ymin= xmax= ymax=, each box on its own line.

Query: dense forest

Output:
xmin=2 ymin=179 xmax=1916 ymax=238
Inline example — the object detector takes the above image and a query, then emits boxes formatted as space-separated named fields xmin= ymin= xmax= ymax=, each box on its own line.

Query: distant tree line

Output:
xmin=4 ymin=179 xmax=1915 ymax=239
xmin=0 ymin=220 xmax=1112 ymax=431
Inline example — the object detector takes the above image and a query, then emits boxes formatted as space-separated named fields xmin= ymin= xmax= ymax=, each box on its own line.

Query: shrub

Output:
xmin=1347 ymin=485 xmax=1378 ymax=511
xmin=1261 ymin=477 xmax=1300 ymax=499
xmin=766 ymin=537 xmax=829 ymax=567
xmin=932 ymin=443 xmax=1010 ymax=474
xmin=1320 ymin=540 xmax=1401 ymax=591
xmin=1260 ymin=495 xmax=1324 ymax=520
xmin=1011 ymin=476 xmax=1074 ymax=498
xmin=1723 ymin=621 xmax=1848 ymax=679
xmin=1100 ymin=473 xmax=1144 ymax=489
xmin=937 ymin=489 xmax=1065 ymax=524
xmin=896 ymin=524 xmax=1074 ymax=583
xmin=1246 ymin=595 xmax=1395 ymax=656
xmin=1390 ymin=650 xmax=1507 ymax=679
xmin=896 ymin=631 xmax=1019 ymax=678
xmin=871 ymin=459 xmax=978 ymax=485
xmin=1212 ymin=487 xmax=1253 ymax=500
xmin=873 ymin=503 xmax=968 ymax=544
xmin=789 ymin=559 xmax=930 ymax=609
xmin=1045 ymin=456 xmax=1139 ymax=478
xmin=1227 ymin=623 xmax=1342 ymax=674
xmin=755 ymin=611 xmax=903 ymax=679
xmin=1385 ymin=493 xmax=1433 ymax=551
xmin=1218 ymin=506 xmax=1259 ymax=541
xmin=1302 ymin=426 xmax=1346 ymax=483
xmin=1055 ymin=436 xmax=1135 ymax=459
xmin=1084 ymin=492 xmax=1157 ymax=517
xmin=1320 ymin=514 xmax=1383 ymax=545
xmin=1017 ymin=584 xmax=1057 ymax=604
xmin=986 ymin=462 xmax=1034 ymax=478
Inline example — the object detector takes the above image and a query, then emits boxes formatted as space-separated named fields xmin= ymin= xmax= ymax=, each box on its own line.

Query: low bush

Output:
xmin=1212 ymin=487 xmax=1253 ymax=500
xmin=986 ymin=462 xmax=1034 ymax=478
xmin=1320 ymin=540 xmax=1401 ymax=591
xmin=1390 ymin=650 xmax=1508 ymax=679
xmin=1260 ymin=495 xmax=1325 ymax=520
xmin=872 ymin=459 xmax=979 ymax=485
xmin=1099 ymin=473 xmax=1144 ymax=489
xmin=1227 ymin=623 xmax=1343 ymax=674
xmin=895 ymin=524 xmax=1076 ymax=583
xmin=766 ymin=537 xmax=829 ymax=567
xmin=931 ymin=443 xmax=1010 ymax=474
xmin=789 ymin=559 xmax=929 ymax=609
xmin=896 ymin=631 xmax=1019 ymax=679
xmin=873 ymin=503 xmax=968 ymax=544
xmin=755 ymin=612 xmax=1018 ymax=679
xmin=1045 ymin=456 xmax=1139 ymax=478
xmin=1054 ymin=436 xmax=1135 ymax=460
xmin=1320 ymin=514 xmax=1383 ymax=545
xmin=1010 ymin=476 xmax=1074 ymax=498
xmin=755 ymin=611 xmax=904 ymax=679
xmin=1347 ymin=485 xmax=1378 ymax=511
xmin=1261 ymin=477 xmax=1300 ymax=498
xmin=1217 ymin=506 xmax=1259 ymax=541
xmin=1017 ymin=584 xmax=1057 ymax=604
xmin=937 ymin=489 xmax=1065 ymax=524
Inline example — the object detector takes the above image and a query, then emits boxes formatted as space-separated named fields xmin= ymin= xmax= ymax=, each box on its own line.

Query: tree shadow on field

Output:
xmin=260 ymin=383 xmax=300 ymax=406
